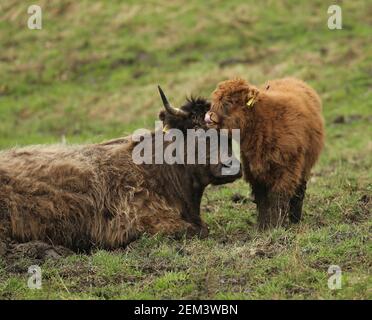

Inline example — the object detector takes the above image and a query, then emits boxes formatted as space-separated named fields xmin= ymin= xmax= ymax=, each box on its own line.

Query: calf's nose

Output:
xmin=204 ymin=112 xmax=212 ymax=124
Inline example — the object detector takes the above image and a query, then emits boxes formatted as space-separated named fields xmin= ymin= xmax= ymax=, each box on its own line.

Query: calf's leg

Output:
xmin=289 ymin=180 xmax=307 ymax=223
xmin=251 ymin=182 xmax=267 ymax=229
xmin=256 ymin=190 xmax=290 ymax=230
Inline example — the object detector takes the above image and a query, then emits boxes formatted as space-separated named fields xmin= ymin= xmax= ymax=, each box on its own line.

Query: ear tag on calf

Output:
xmin=163 ymin=125 xmax=170 ymax=133
xmin=246 ymin=97 xmax=255 ymax=107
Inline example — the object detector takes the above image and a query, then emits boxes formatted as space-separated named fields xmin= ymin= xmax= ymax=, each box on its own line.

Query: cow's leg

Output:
xmin=182 ymin=220 xmax=209 ymax=239
xmin=10 ymin=241 xmax=74 ymax=259
xmin=289 ymin=180 xmax=307 ymax=223
xmin=143 ymin=212 xmax=208 ymax=240
xmin=0 ymin=198 xmax=11 ymax=247
xmin=161 ymin=219 xmax=208 ymax=240
xmin=179 ymin=200 xmax=209 ymax=238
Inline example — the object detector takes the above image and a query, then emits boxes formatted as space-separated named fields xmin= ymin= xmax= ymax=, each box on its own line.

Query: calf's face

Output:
xmin=205 ymin=79 xmax=252 ymax=131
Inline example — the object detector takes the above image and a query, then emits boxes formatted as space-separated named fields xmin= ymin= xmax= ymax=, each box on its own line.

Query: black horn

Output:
xmin=157 ymin=85 xmax=189 ymax=117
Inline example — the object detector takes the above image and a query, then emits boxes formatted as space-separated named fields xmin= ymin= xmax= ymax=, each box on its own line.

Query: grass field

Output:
xmin=0 ymin=0 xmax=371 ymax=299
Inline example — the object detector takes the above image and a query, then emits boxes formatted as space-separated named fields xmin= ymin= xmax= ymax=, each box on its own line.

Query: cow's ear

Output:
xmin=158 ymin=110 xmax=166 ymax=121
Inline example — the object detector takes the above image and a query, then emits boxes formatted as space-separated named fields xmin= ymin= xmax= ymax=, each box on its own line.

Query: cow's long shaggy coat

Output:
xmin=0 ymin=97 xmax=240 ymax=251
xmin=207 ymin=77 xmax=325 ymax=228
xmin=0 ymin=140 xmax=179 ymax=250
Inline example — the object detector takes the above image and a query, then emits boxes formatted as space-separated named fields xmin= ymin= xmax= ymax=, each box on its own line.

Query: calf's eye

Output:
xmin=210 ymin=112 xmax=219 ymax=123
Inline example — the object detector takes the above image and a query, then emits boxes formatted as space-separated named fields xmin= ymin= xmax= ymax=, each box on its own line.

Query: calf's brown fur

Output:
xmin=207 ymin=77 xmax=324 ymax=228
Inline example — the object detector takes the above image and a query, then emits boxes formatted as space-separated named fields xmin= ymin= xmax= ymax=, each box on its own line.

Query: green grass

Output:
xmin=0 ymin=0 xmax=371 ymax=299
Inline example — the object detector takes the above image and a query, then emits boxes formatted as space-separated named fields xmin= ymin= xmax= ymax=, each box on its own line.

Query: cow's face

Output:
xmin=158 ymin=87 xmax=210 ymax=133
xmin=157 ymin=86 xmax=242 ymax=185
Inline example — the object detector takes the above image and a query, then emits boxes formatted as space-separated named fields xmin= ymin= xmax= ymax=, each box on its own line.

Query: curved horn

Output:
xmin=157 ymin=85 xmax=189 ymax=117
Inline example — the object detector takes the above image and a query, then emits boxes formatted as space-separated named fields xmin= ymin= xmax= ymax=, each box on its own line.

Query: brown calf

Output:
xmin=205 ymin=77 xmax=325 ymax=228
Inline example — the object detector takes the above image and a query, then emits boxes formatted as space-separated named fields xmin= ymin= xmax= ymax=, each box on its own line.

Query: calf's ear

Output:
xmin=244 ymin=86 xmax=259 ymax=108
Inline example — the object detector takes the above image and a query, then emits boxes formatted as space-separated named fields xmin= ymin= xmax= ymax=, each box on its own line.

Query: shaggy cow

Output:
xmin=205 ymin=77 xmax=325 ymax=229
xmin=0 ymin=90 xmax=241 ymax=251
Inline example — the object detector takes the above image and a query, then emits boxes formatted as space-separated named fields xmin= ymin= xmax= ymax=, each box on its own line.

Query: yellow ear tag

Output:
xmin=163 ymin=125 xmax=170 ymax=133
xmin=246 ymin=97 xmax=255 ymax=107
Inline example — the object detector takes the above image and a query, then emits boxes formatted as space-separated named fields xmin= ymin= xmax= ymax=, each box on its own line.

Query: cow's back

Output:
xmin=0 ymin=144 xmax=104 ymax=249
xmin=0 ymin=140 xmax=185 ymax=250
